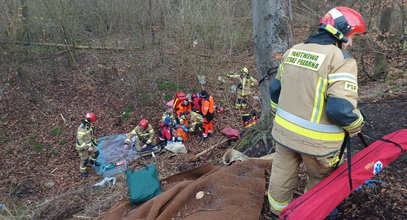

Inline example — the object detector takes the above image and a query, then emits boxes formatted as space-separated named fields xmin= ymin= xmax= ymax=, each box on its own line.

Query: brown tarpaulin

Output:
xmin=101 ymin=159 xmax=272 ymax=220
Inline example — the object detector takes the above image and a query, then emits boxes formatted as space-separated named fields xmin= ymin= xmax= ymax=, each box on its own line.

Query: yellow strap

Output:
xmin=275 ymin=115 xmax=345 ymax=141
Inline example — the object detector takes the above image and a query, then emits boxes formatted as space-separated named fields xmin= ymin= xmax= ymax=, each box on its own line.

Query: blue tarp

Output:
xmin=94 ymin=134 xmax=140 ymax=177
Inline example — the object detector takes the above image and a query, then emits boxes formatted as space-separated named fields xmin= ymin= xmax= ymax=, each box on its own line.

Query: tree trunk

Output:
xmin=21 ymin=0 xmax=30 ymax=41
xmin=373 ymin=5 xmax=393 ymax=79
xmin=233 ymin=0 xmax=293 ymax=155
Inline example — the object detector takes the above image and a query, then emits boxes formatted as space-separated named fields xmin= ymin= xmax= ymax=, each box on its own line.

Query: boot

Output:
xmin=200 ymin=135 xmax=208 ymax=141
xmin=80 ymin=172 xmax=88 ymax=178
xmin=90 ymin=159 xmax=101 ymax=166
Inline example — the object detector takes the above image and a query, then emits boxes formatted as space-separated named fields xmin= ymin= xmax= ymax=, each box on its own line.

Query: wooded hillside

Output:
xmin=0 ymin=0 xmax=406 ymax=219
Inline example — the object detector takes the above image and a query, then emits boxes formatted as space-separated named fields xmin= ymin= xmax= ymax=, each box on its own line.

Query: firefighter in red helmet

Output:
xmin=124 ymin=119 xmax=157 ymax=151
xmin=268 ymin=7 xmax=366 ymax=216
xmin=76 ymin=113 xmax=100 ymax=177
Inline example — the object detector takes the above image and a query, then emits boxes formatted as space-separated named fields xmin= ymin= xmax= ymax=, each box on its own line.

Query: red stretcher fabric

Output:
xmin=280 ymin=129 xmax=407 ymax=220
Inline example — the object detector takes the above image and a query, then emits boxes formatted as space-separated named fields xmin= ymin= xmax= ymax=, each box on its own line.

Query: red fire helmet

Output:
xmin=319 ymin=7 xmax=366 ymax=42
xmin=85 ymin=113 xmax=97 ymax=122
xmin=138 ymin=119 xmax=149 ymax=128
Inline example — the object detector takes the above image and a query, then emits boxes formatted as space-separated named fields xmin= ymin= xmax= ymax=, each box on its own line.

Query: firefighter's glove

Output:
xmin=142 ymin=144 xmax=147 ymax=149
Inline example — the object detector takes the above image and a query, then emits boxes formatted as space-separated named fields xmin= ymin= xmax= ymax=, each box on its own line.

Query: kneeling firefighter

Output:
xmin=124 ymin=119 xmax=157 ymax=152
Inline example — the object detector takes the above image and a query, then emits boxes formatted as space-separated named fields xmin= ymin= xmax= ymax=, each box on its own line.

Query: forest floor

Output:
xmin=0 ymin=46 xmax=406 ymax=219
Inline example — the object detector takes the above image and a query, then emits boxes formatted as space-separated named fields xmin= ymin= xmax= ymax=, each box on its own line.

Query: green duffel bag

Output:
xmin=125 ymin=164 xmax=161 ymax=205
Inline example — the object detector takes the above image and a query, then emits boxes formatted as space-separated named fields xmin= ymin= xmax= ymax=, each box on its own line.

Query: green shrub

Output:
xmin=164 ymin=93 xmax=172 ymax=101
xmin=124 ymin=104 xmax=134 ymax=112
xmin=157 ymin=79 xmax=185 ymax=91
xmin=50 ymin=127 xmax=63 ymax=135
xmin=34 ymin=143 xmax=43 ymax=152
xmin=122 ymin=113 xmax=131 ymax=121
xmin=157 ymin=79 xmax=177 ymax=91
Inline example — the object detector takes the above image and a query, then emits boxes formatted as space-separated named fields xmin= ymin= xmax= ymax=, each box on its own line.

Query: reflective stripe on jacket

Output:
xmin=228 ymin=74 xmax=258 ymax=96
xmin=125 ymin=124 xmax=155 ymax=145
xmin=180 ymin=111 xmax=204 ymax=128
xmin=269 ymin=43 xmax=363 ymax=156
xmin=201 ymin=95 xmax=215 ymax=116
xmin=76 ymin=123 xmax=93 ymax=151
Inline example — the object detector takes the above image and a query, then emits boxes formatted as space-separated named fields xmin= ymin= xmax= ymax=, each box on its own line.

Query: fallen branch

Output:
xmin=0 ymin=40 xmax=139 ymax=51
xmin=60 ymin=113 xmax=66 ymax=124
xmin=193 ymin=138 xmax=229 ymax=159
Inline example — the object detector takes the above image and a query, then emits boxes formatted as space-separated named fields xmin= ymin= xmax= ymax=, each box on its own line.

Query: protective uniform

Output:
xmin=180 ymin=111 xmax=204 ymax=133
xmin=161 ymin=109 xmax=176 ymax=124
xmin=173 ymin=125 xmax=188 ymax=141
xmin=125 ymin=123 xmax=156 ymax=151
xmin=76 ymin=113 xmax=99 ymax=175
xmin=227 ymin=67 xmax=258 ymax=108
xmin=173 ymin=92 xmax=187 ymax=117
xmin=176 ymin=101 xmax=192 ymax=118
xmin=200 ymin=90 xmax=215 ymax=138
xmin=159 ymin=117 xmax=173 ymax=142
xmin=267 ymin=7 xmax=366 ymax=214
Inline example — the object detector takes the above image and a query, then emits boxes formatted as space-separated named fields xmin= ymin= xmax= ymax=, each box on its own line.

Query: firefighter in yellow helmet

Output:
xmin=76 ymin=113 xmax=100 ymax=177
xmin=268 ymin=6 xmax=366 ymax=216
xmin=226 ymin=67 xmax=258 ymax=109
xmin=124 ymin=119 xmax=157 ymax=151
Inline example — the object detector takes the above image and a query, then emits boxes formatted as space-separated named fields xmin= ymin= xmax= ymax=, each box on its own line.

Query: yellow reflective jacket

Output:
xmin=76 ymin=122 xmax=93 ymax=151
xmin=161 ymin=111 xmax=176 ymax=124
xmin=180 ymin=111 xmax=204 ymax=131
xmin=269 ymin=42 xmax=363 ymax=157
xmin=228 ymin=74 xmax=258 ymax=96
xmin=125 ymin=124 xmax=155 ymax=145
